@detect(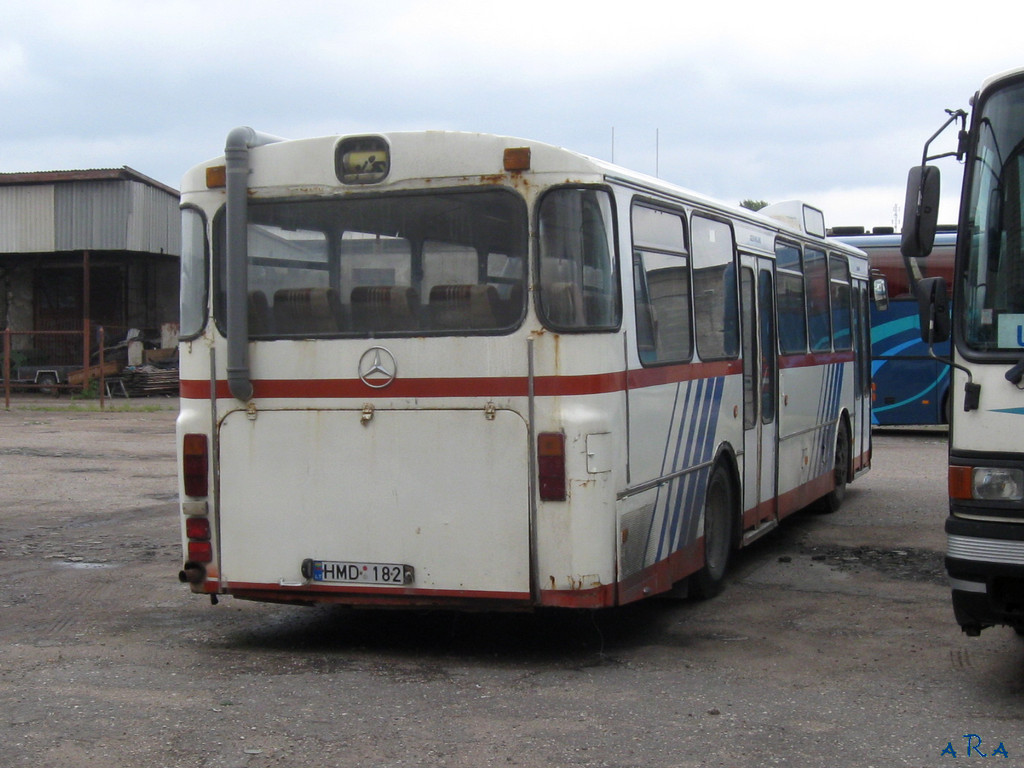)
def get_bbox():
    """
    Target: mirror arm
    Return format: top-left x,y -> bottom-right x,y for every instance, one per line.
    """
922,339 -> 979,413
921,109 -> 968,165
